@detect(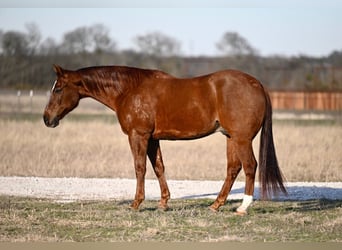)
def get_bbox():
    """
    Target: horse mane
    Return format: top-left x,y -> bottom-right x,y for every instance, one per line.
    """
77,66 -> 159,96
